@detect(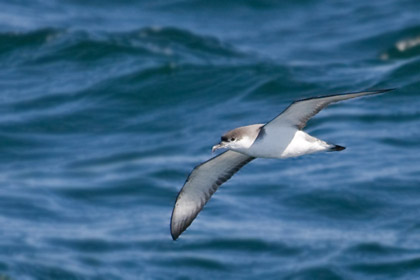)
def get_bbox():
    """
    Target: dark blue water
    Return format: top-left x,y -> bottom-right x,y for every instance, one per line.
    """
1,1 -> 420,279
